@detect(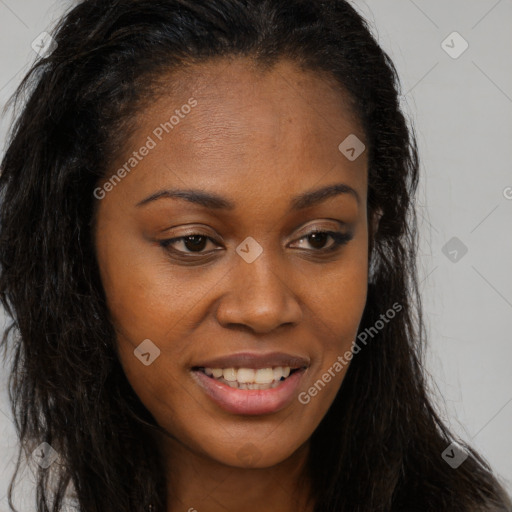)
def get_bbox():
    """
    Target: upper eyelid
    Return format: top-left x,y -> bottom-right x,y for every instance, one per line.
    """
160,219 -> 347,239
162,224 -> 346,242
